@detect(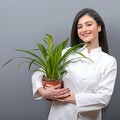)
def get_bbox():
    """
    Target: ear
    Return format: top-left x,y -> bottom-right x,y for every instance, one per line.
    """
98,25 -> 101,32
